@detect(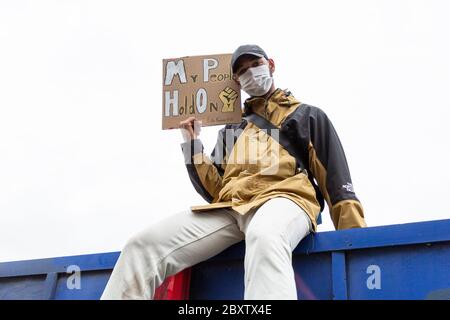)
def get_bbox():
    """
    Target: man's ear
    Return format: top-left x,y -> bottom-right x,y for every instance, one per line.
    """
268,58 -> 275,74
